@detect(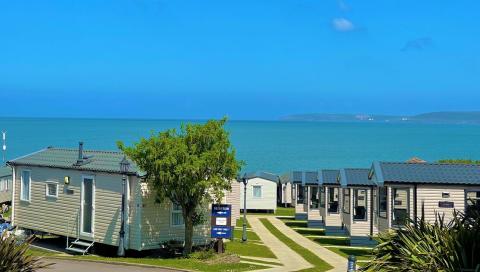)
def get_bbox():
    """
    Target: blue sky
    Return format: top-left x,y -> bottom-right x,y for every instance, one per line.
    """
1,0 -> 479,120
